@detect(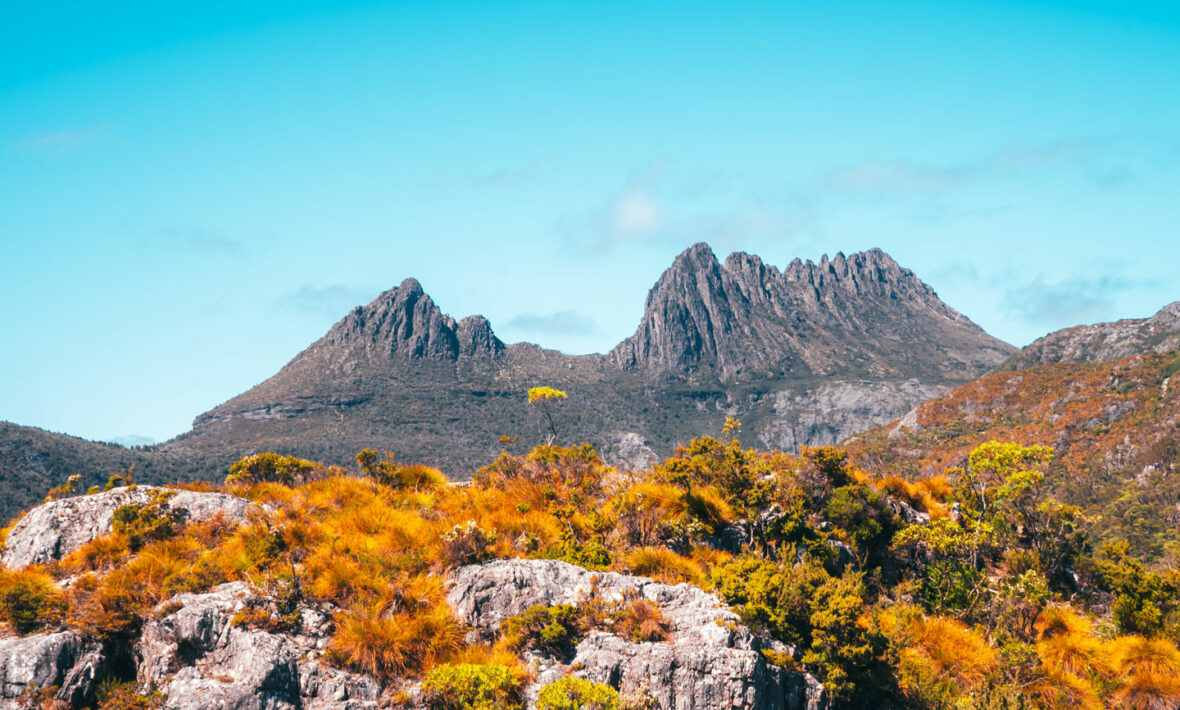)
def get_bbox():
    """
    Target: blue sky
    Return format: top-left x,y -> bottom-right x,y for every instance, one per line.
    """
2,1 -> 1178,443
